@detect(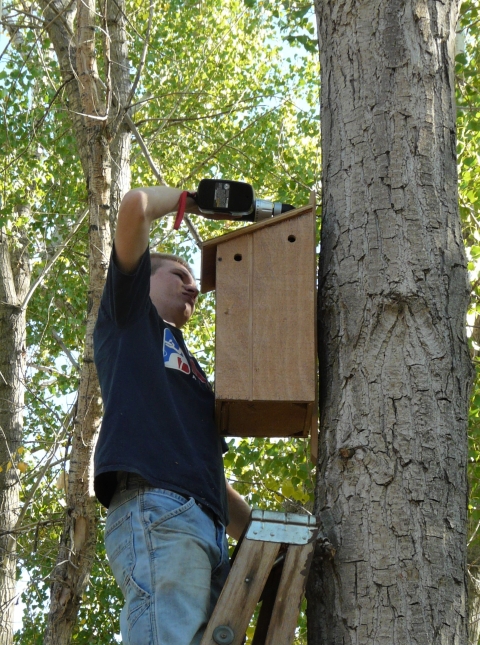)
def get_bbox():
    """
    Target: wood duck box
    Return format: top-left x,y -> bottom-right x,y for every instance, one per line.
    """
201,204 -> 317,438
